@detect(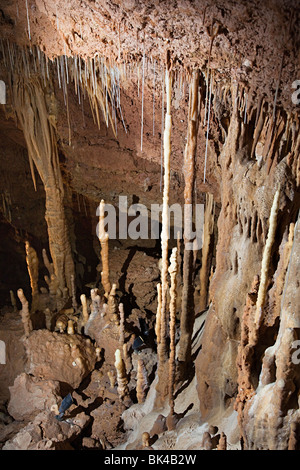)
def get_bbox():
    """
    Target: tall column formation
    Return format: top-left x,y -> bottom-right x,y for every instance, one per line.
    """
178,69 -> 200,366
158,56 -> 173,365
12,74 -> 75,294
155,54 -> 173,407
98,199 -> 112,298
